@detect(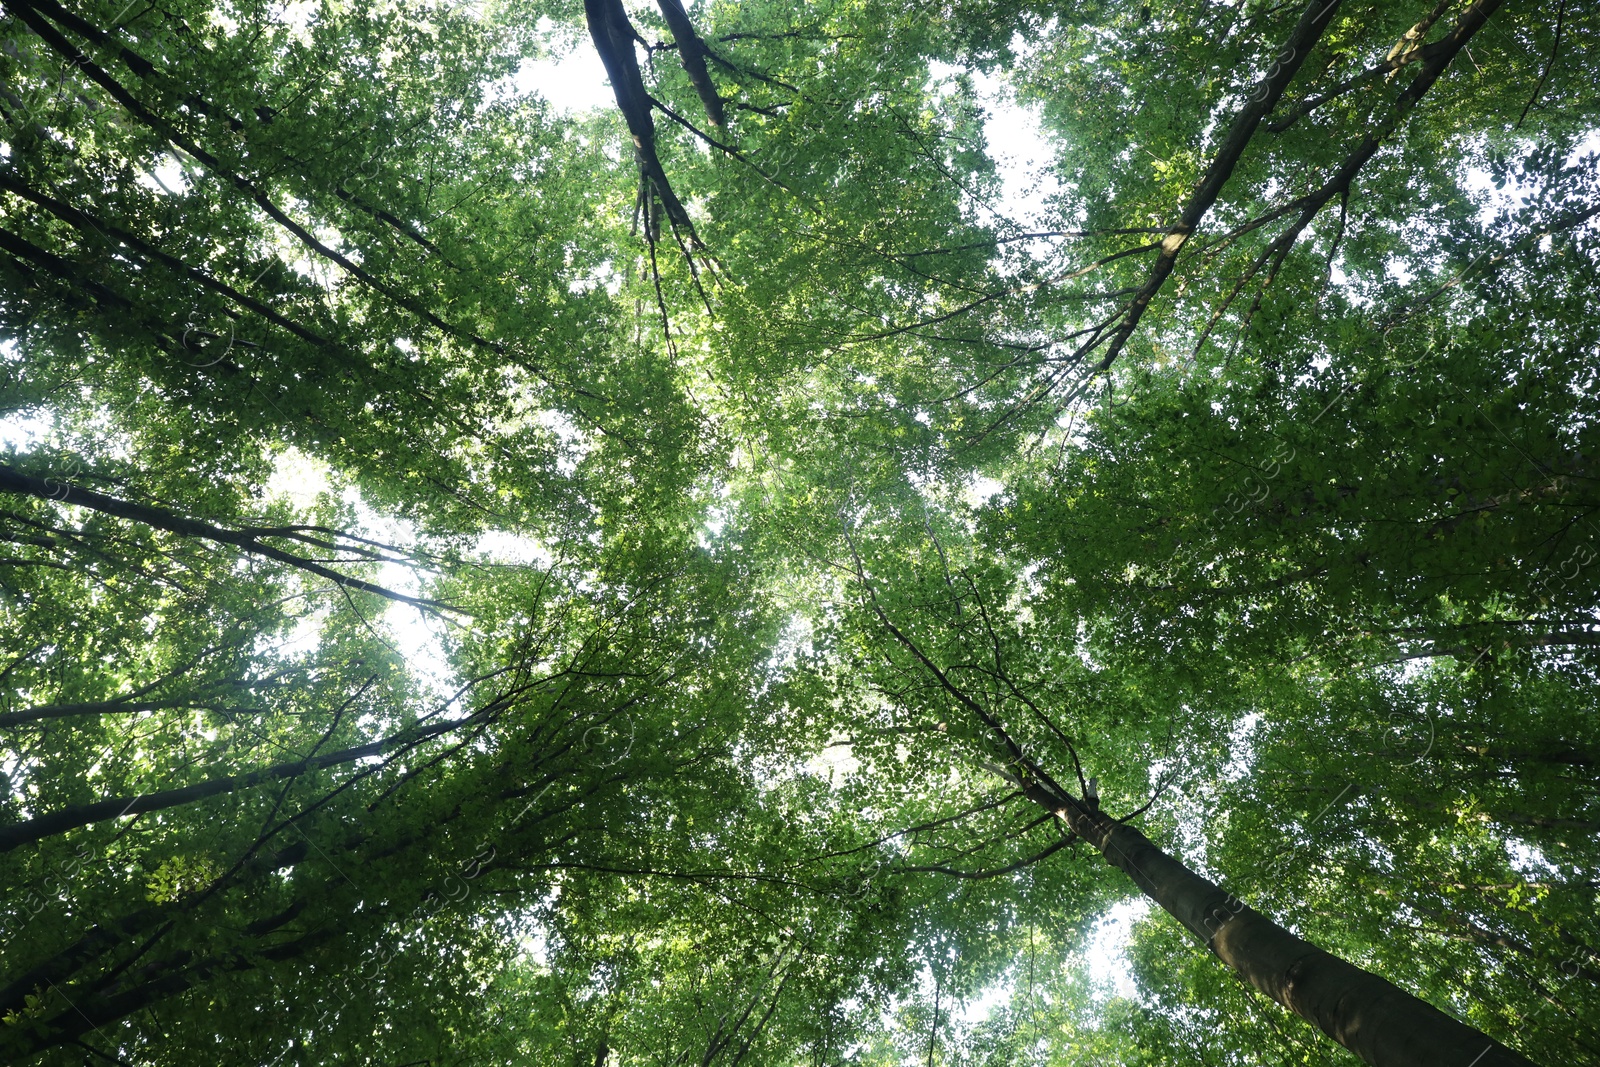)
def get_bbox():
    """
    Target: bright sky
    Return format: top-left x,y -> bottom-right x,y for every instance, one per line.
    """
512,29 -> 616,115
515,35 -> 1062,230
